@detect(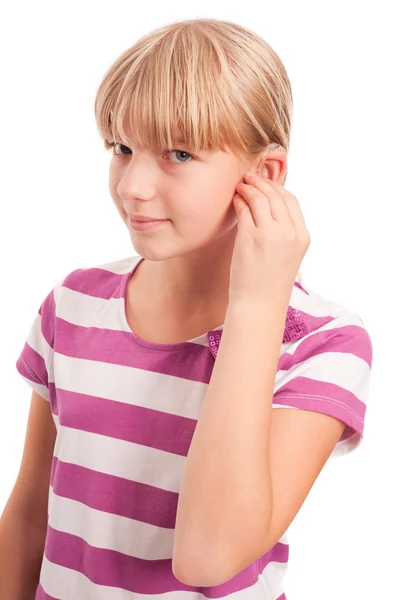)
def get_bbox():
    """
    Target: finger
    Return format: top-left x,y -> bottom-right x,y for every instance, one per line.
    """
235,182 -> 273,227
233,193 -> 256,232
243,174 -> 290,222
